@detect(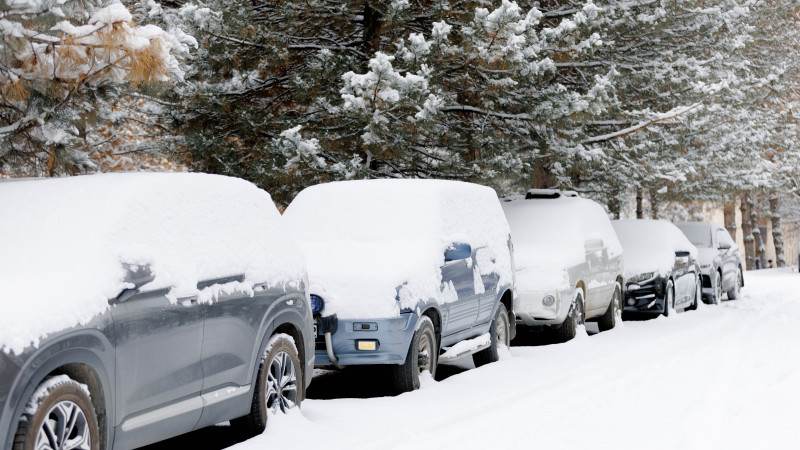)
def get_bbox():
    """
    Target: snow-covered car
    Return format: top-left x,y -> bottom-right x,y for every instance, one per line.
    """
676,221 -> 744,303
0,173 -> 313,450
502,190 -> 624,342
612,220 -> 701,316
283,180 -> 515,393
